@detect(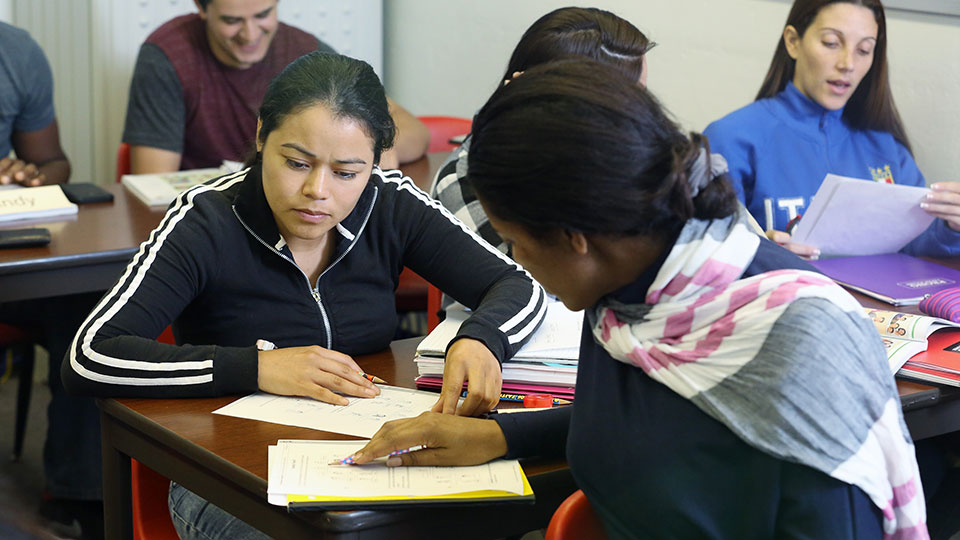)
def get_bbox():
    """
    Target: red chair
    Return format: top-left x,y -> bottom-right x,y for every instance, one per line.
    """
2,323 -> 37,461
116,142 -> 131,184
395,269 -> 430,313
131,460 -> 179,540
418,116 -> 472,153
127,327 -> 178,539
427,284 -> 442,332
545,489 -> 607,540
